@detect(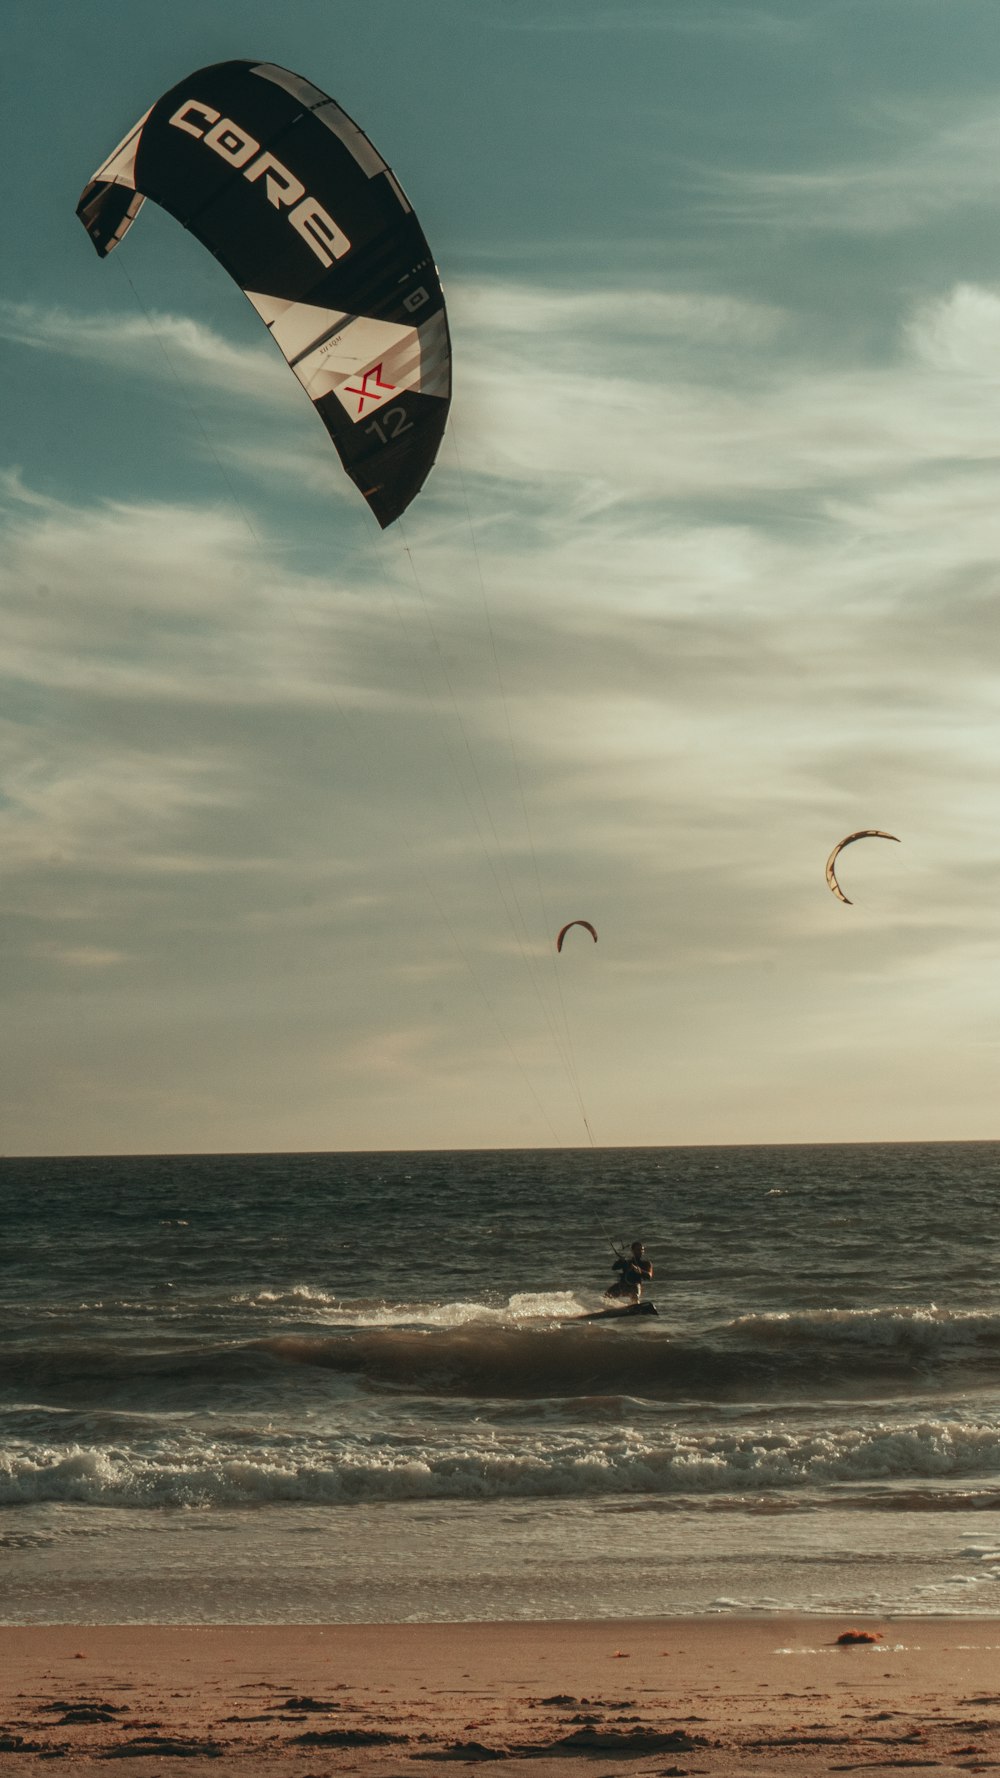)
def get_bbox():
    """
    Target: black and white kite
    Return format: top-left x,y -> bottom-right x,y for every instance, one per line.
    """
77,60 -> 451,528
